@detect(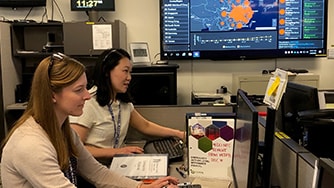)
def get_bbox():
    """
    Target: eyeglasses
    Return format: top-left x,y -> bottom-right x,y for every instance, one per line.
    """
48,52 -> 65,78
